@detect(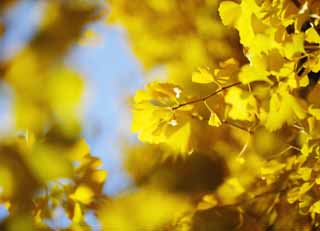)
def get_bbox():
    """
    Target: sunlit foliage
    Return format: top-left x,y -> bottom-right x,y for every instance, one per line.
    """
106,0 -> 320,230
3,0 -> 320,230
